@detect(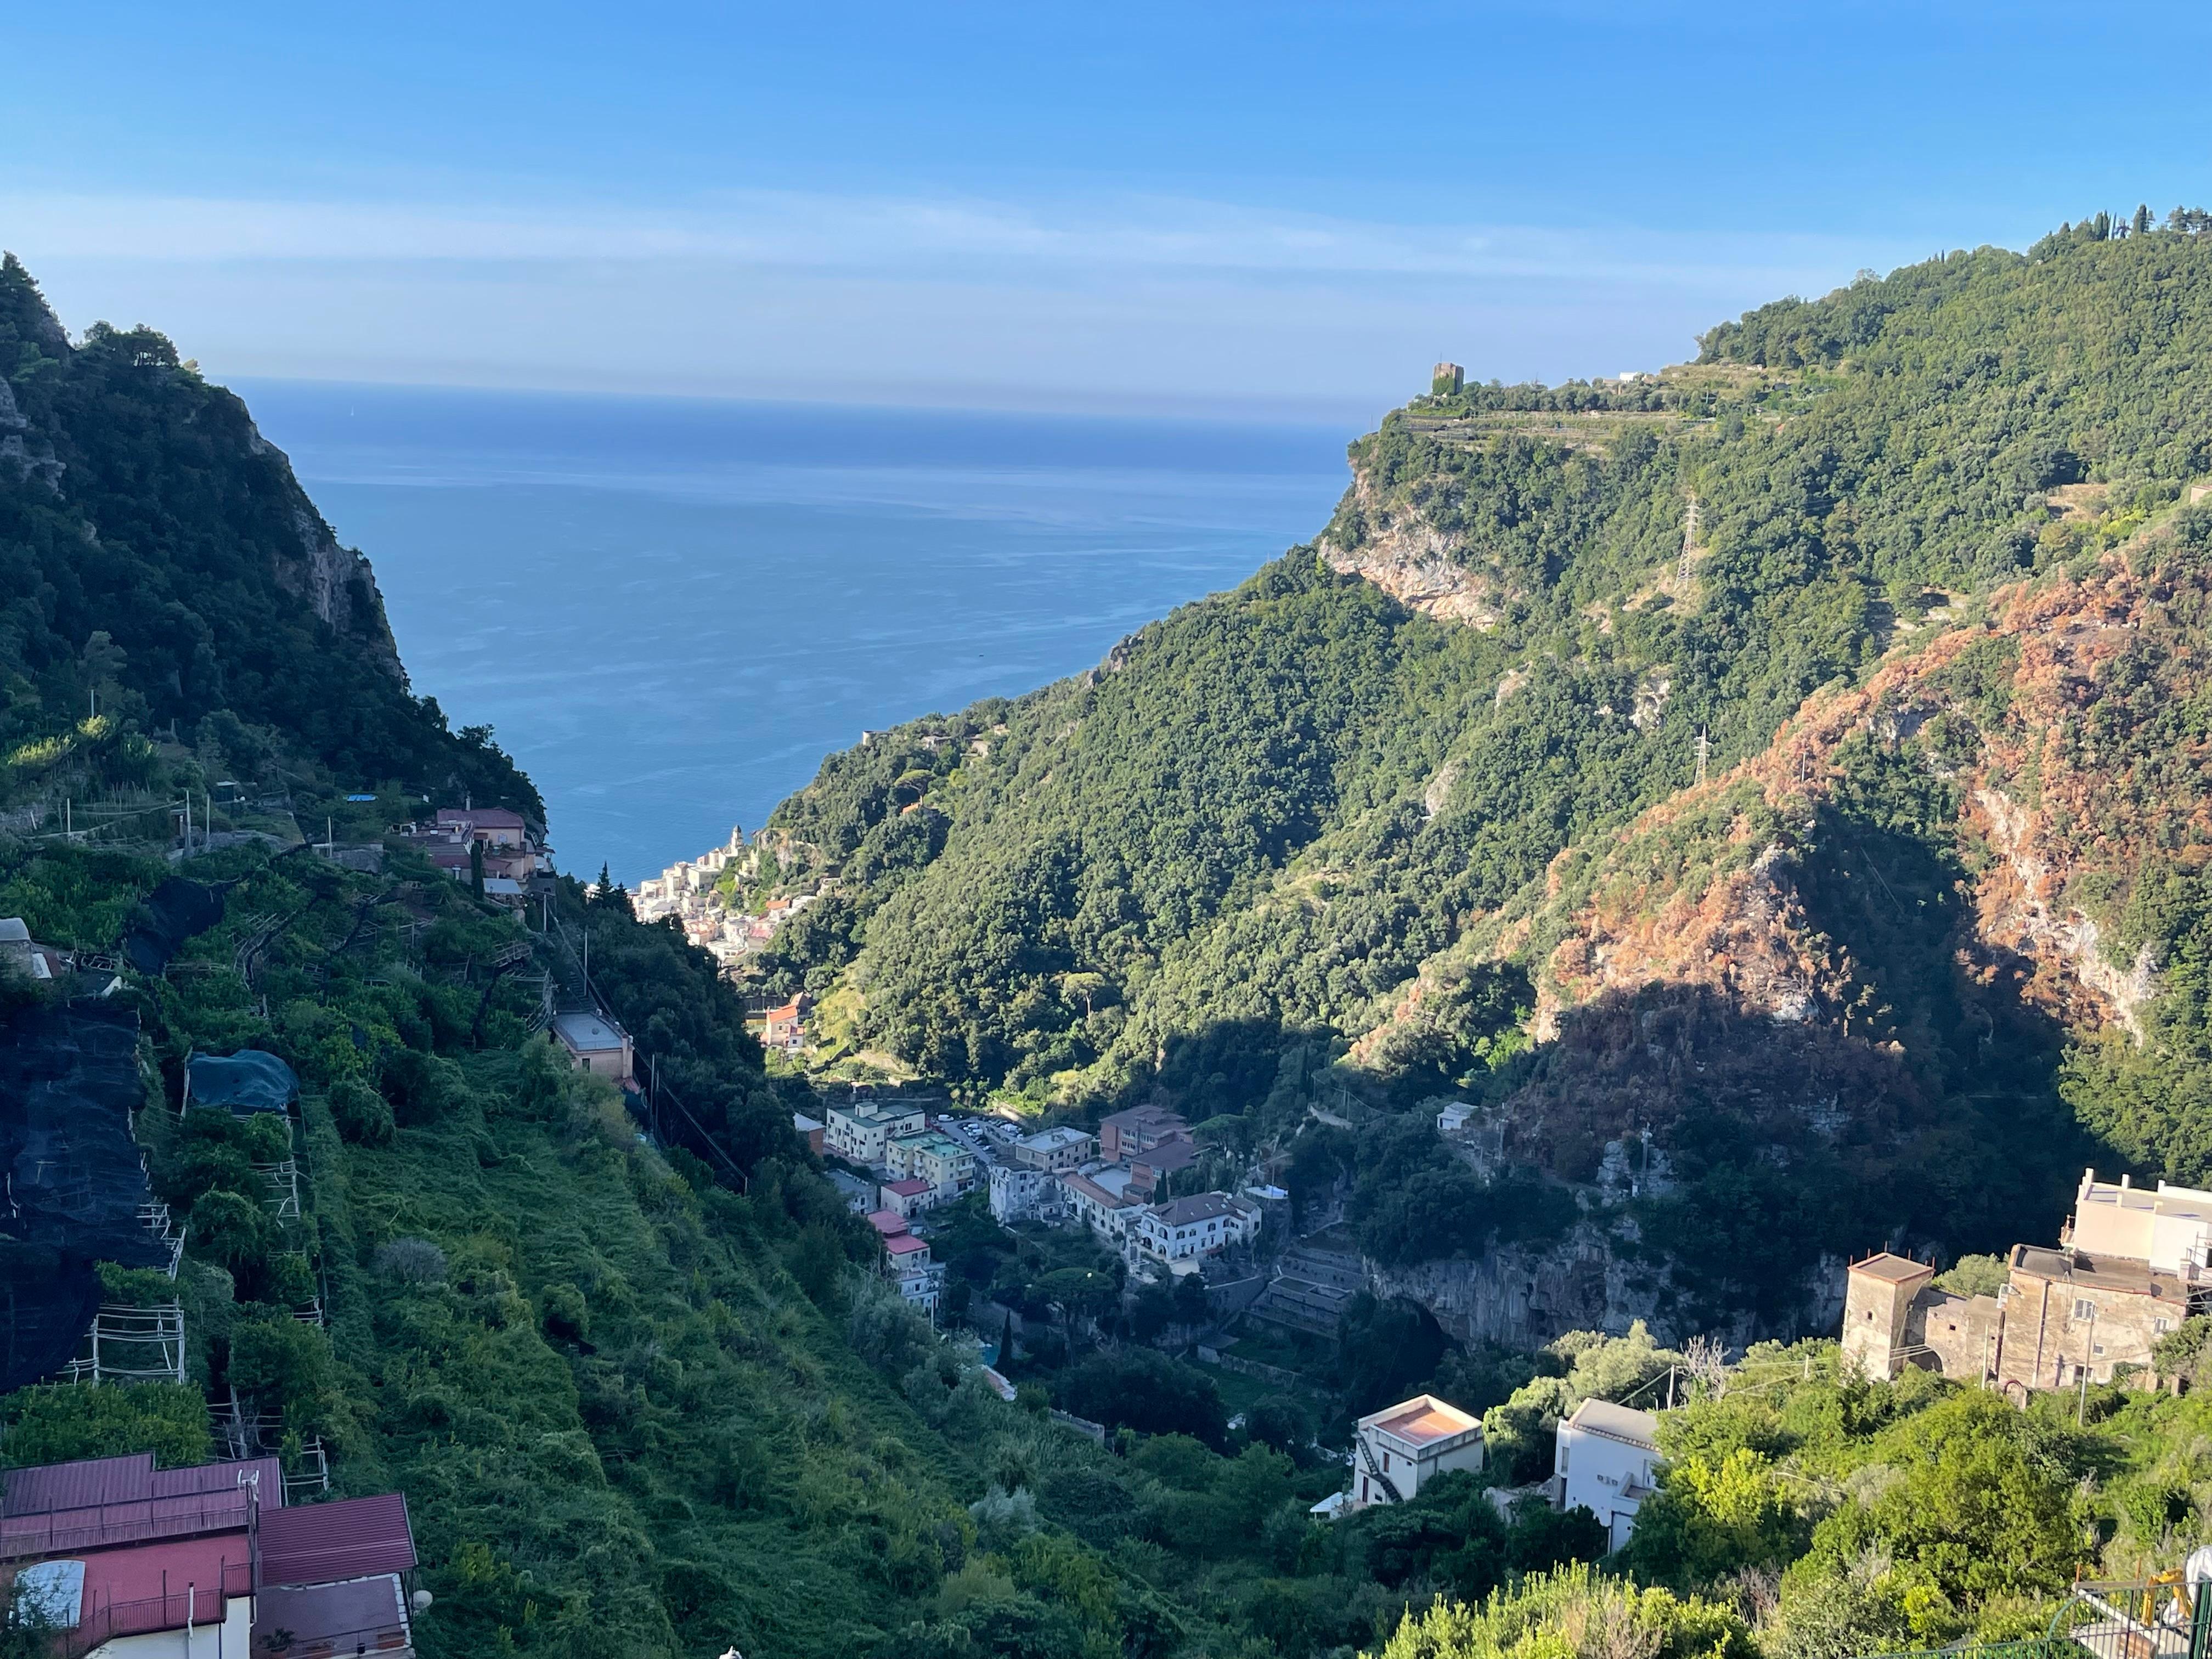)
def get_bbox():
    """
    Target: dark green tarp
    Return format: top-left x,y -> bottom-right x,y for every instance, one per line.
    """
185,1049 -> 297,1114
122,878 -> 224,974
